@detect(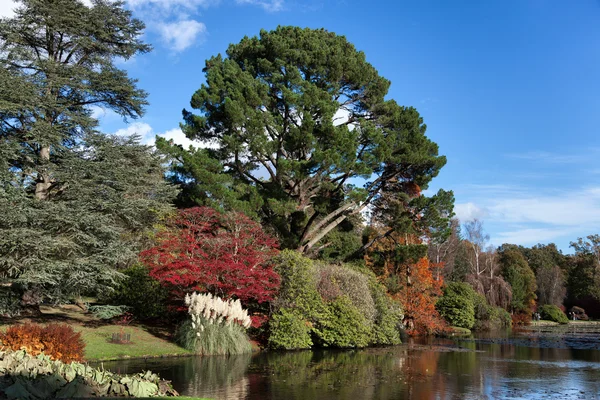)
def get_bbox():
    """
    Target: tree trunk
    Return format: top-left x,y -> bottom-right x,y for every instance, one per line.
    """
35,145 -> 51,200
